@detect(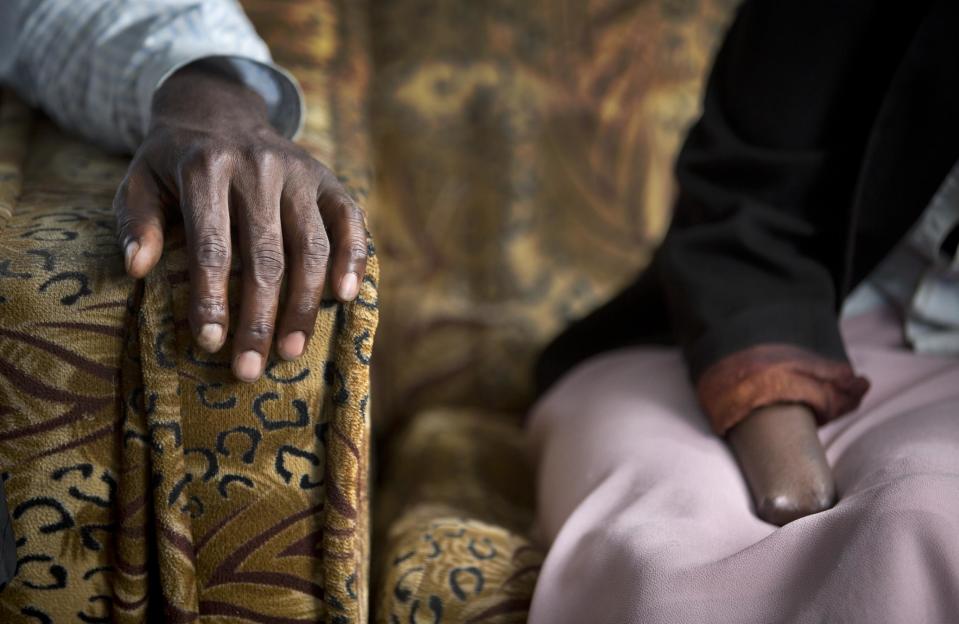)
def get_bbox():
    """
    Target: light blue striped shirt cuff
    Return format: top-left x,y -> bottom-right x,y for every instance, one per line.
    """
0,0 -> 306,153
